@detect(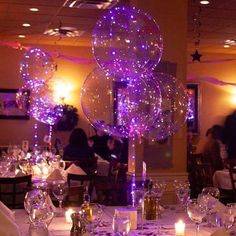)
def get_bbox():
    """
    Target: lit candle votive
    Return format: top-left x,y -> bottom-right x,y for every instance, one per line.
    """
175,219 -> 185,236
65,208 -> 75,223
